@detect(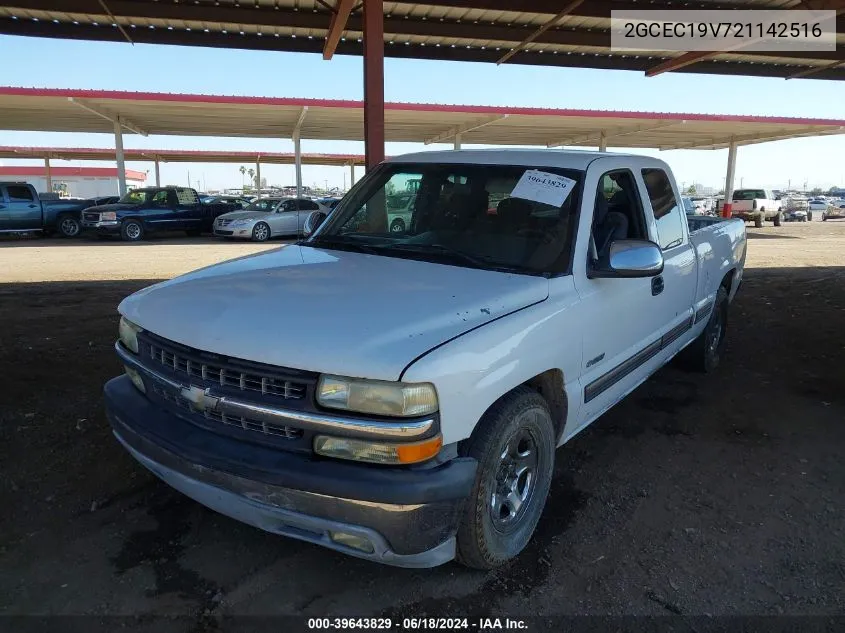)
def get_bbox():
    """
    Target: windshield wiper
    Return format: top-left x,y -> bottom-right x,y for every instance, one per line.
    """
378,243 -> 528,274
308,235 -> 381,255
